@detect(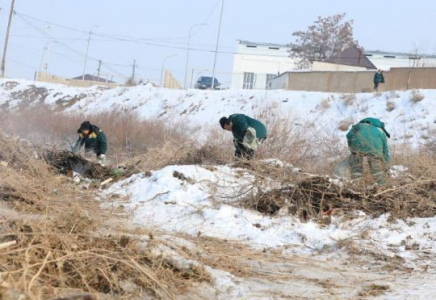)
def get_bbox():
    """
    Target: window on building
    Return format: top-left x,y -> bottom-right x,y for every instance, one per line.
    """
383,55 -> 396,58
265,74 -> 275,89
268,47 -> 280,50
243,72 -> 255,89
246,45 -> 257,48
